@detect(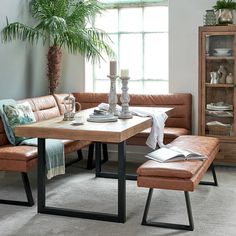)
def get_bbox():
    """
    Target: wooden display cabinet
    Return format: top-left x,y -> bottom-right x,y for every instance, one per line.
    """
199,25 -> 236,164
